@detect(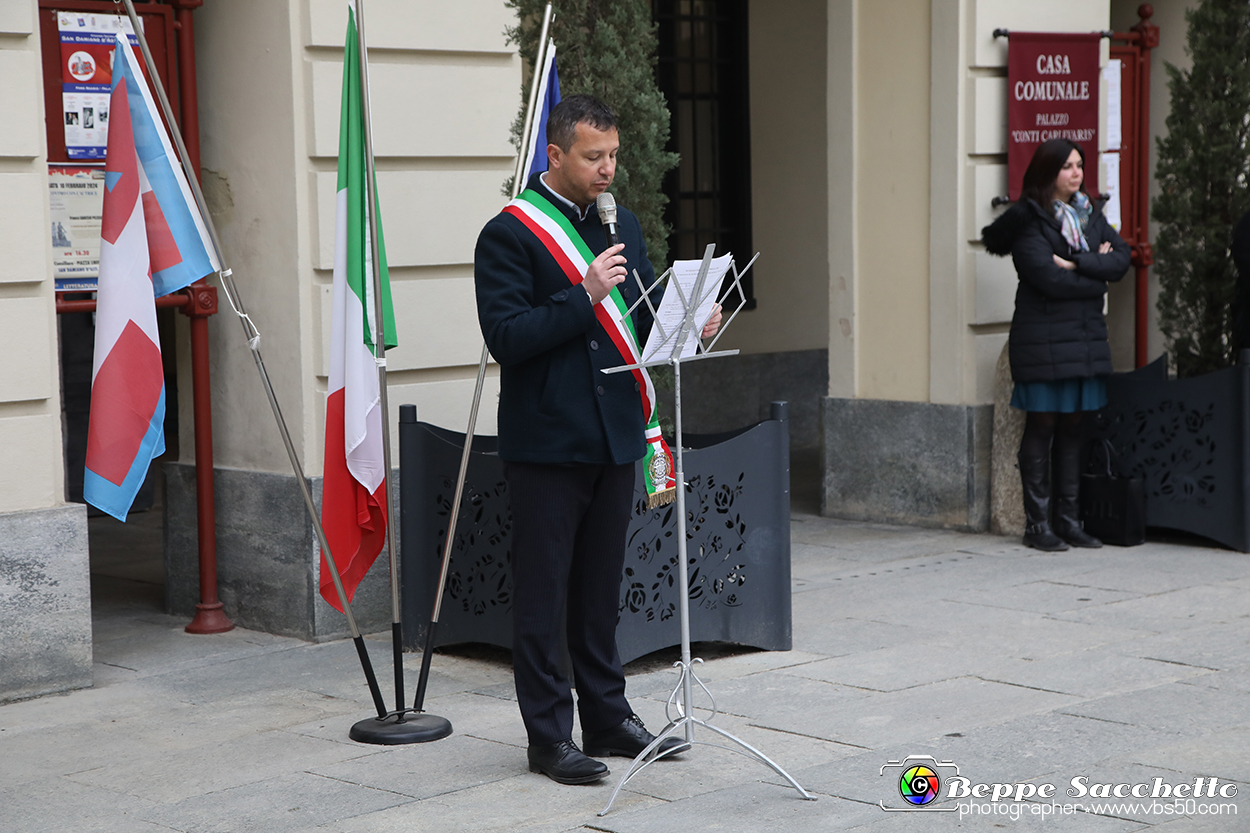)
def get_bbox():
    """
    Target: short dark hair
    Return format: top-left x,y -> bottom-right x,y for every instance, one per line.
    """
1020,138 -> 1087,205
546,94 -> 617,152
